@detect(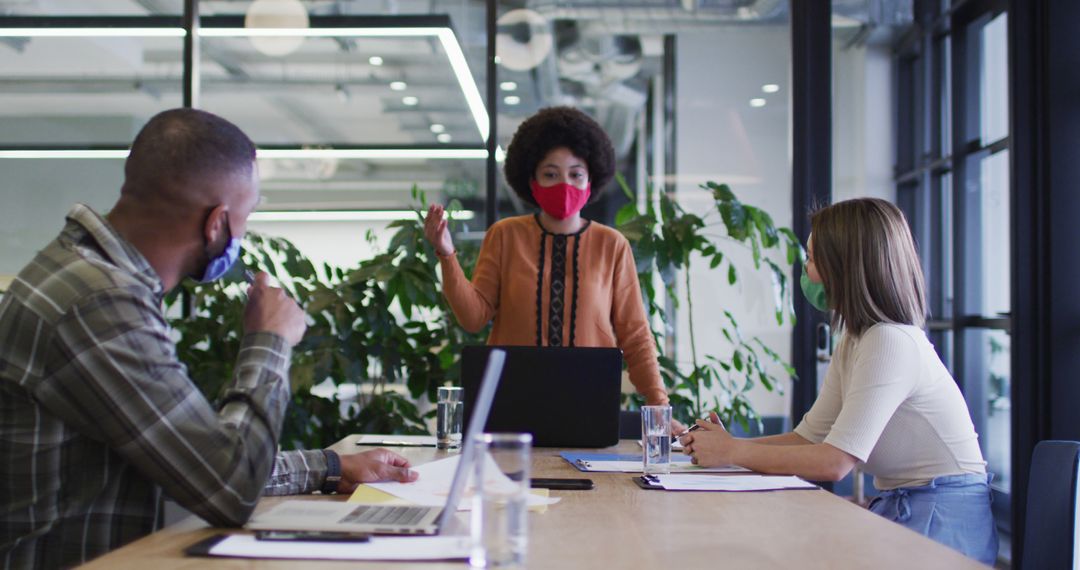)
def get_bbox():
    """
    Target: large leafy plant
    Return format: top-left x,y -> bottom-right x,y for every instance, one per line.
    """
614,175 -> 803,432
166,189 -> 484,450
169,179 -> 799,447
